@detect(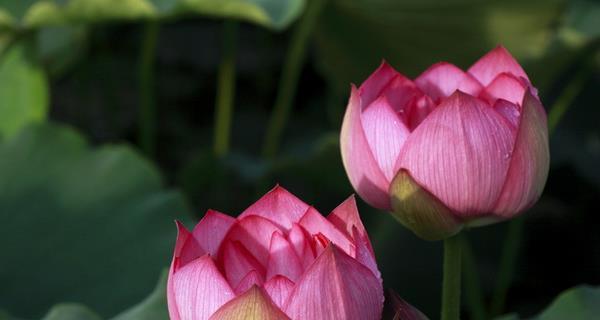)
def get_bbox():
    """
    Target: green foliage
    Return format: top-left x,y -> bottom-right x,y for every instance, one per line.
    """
0,123 -> 191,318
112,270 -> 169,320
41,304 -> 102,320
497,285 -> 600,320
0,0 -> 305,30
0,37 -> 48,138
534,285 -> 600,320
314,0 -> 564,92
